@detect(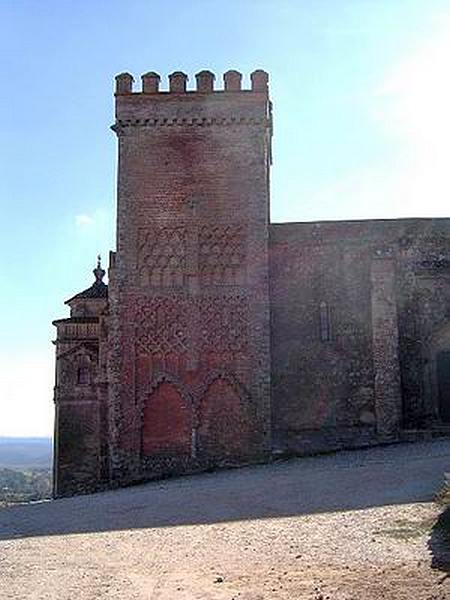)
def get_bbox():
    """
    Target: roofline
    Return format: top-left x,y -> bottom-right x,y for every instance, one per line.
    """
64,288 -> 108,305
270,216 -> 450,227
52,317 -> 99,326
